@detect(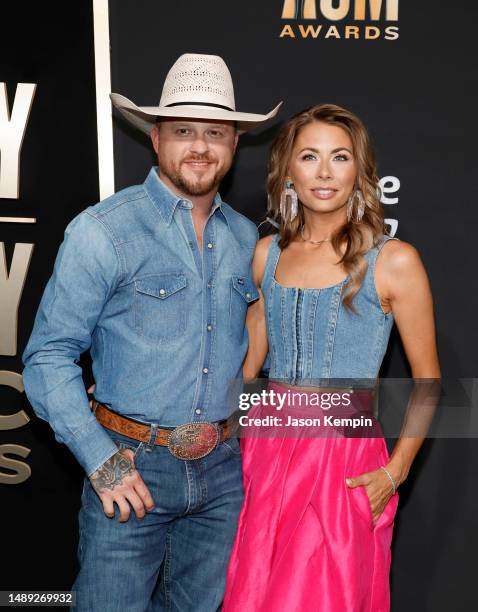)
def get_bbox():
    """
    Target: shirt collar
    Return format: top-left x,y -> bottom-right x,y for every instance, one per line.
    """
210,190 -> 232,230
144,167 -> 231,229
